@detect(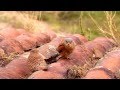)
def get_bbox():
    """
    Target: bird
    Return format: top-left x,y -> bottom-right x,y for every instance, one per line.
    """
56,37 -> 76,59
27,48 -> 48,72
